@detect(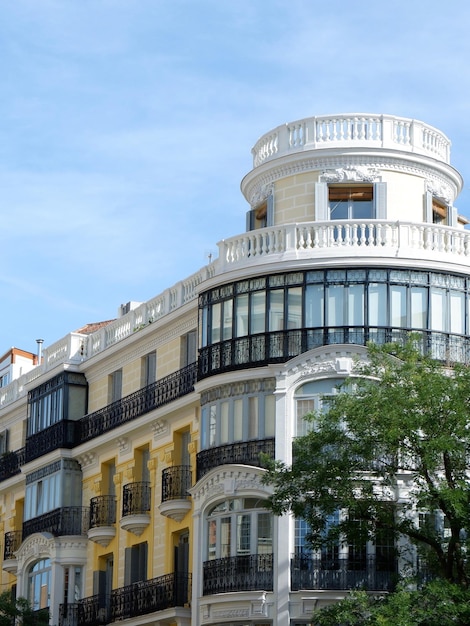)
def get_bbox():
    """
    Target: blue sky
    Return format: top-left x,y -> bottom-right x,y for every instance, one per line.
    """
2,0 -> 470,353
